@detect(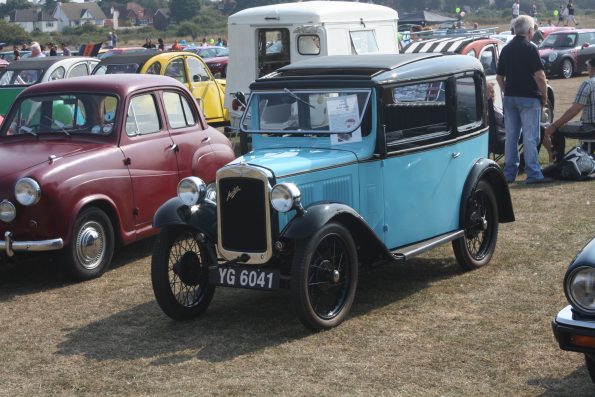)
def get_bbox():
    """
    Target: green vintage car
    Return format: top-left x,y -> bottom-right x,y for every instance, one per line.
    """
0,57 -> 99,116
